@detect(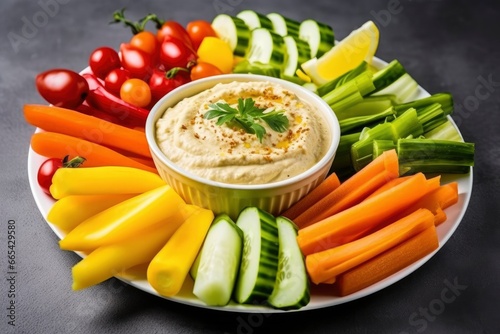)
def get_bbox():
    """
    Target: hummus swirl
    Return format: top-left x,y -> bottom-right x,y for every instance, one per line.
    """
155,81 -> 330,184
